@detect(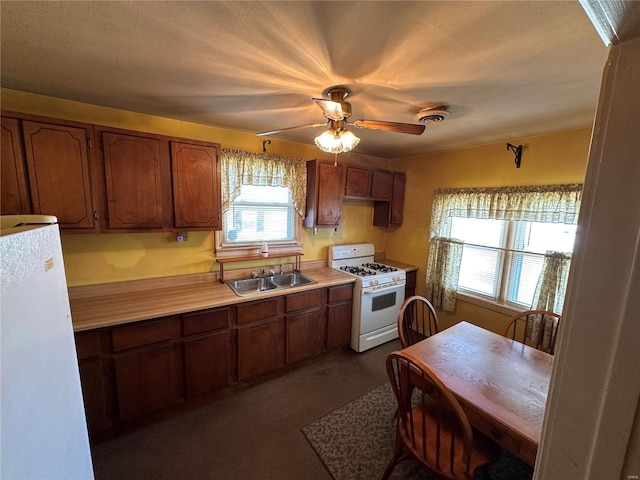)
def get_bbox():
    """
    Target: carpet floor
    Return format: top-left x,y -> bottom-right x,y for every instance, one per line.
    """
302,383 -> 534,480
